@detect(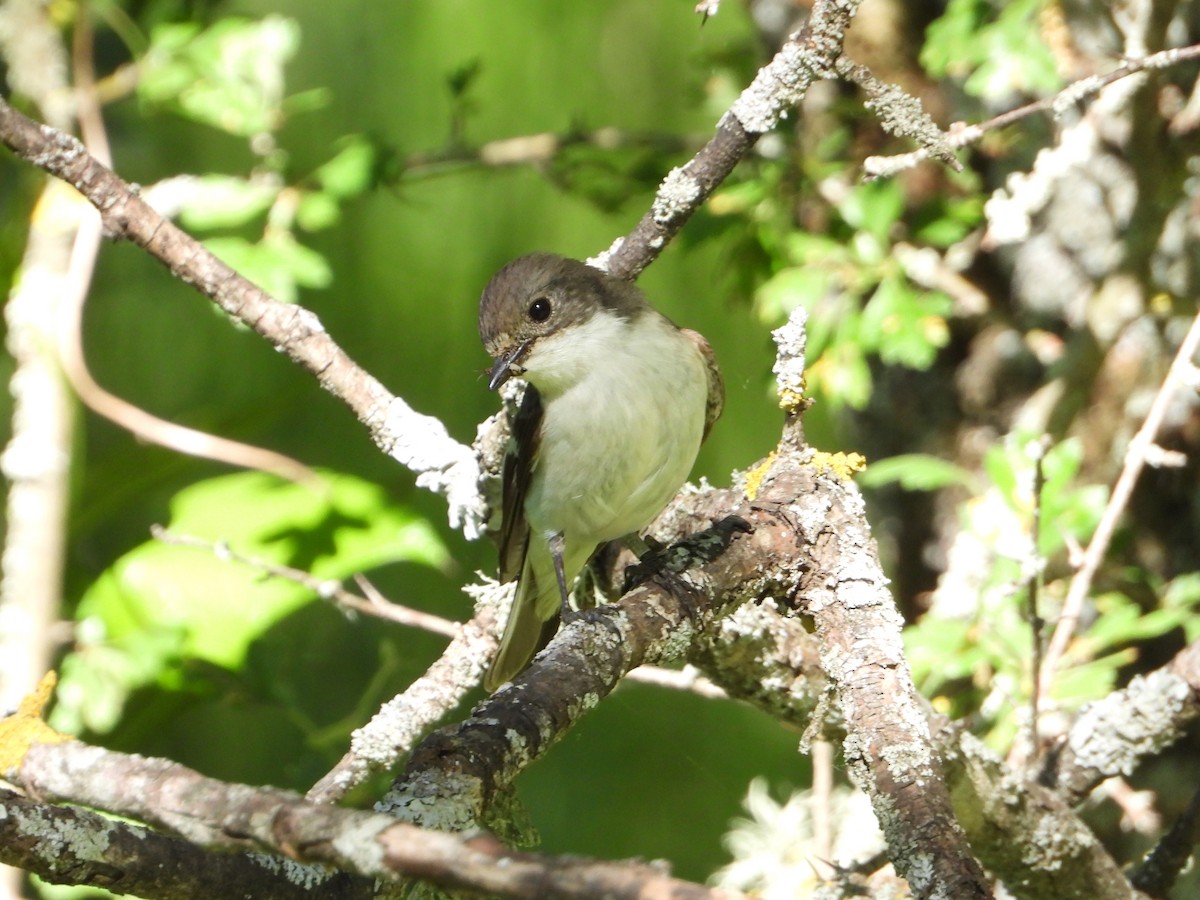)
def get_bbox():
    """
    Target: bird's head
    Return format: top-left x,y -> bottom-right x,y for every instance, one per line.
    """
478,253 -> 645,391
